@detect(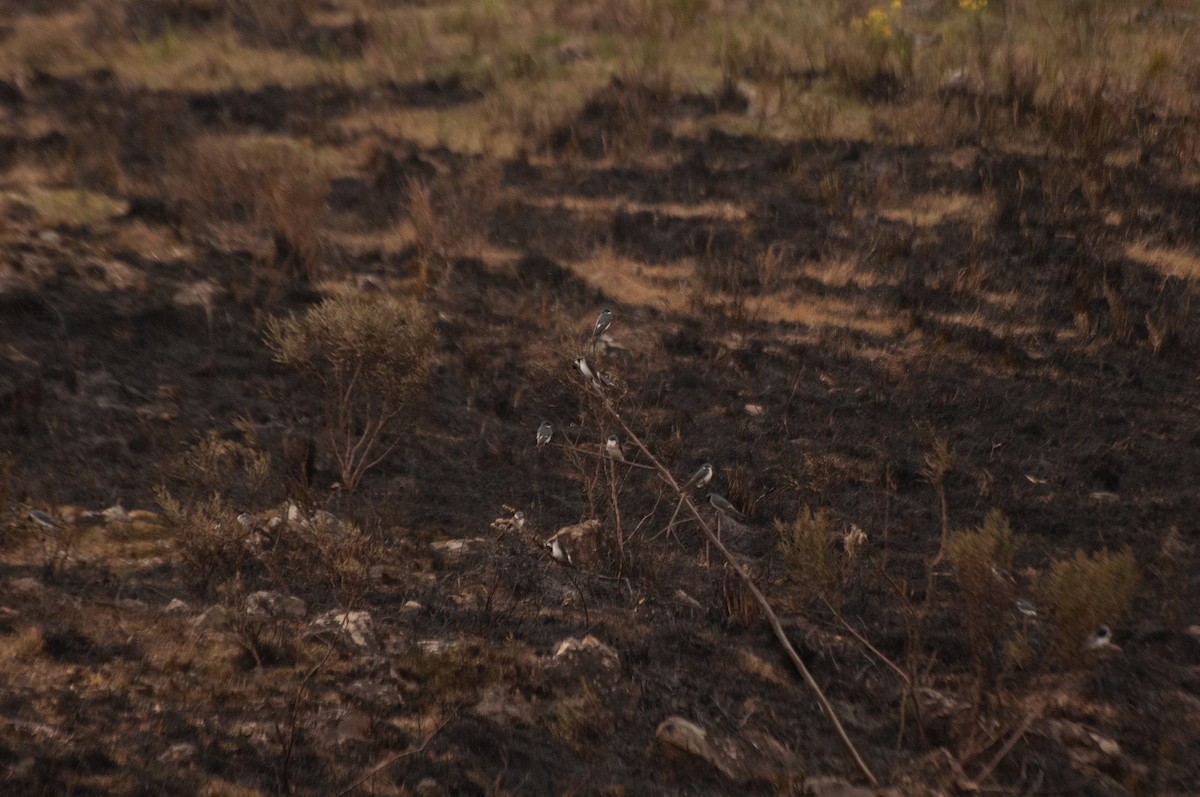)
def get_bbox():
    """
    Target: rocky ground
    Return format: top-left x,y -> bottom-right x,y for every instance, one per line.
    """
2,1 -> 1200,795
